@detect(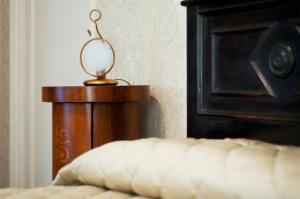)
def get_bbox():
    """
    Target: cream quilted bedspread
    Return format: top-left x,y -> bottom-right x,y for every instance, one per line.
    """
0,185 -> 151,199
2,138 -> 300,199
